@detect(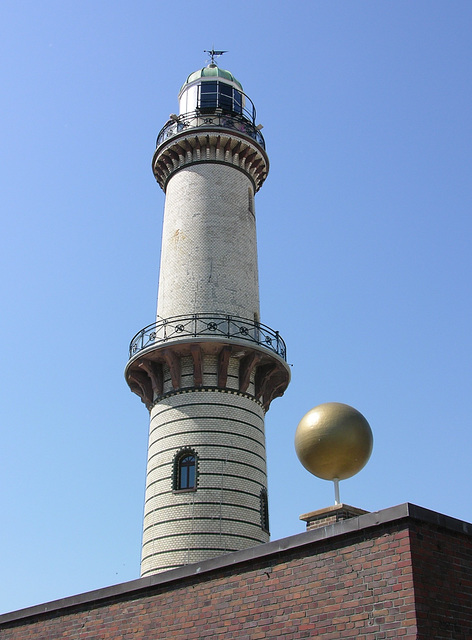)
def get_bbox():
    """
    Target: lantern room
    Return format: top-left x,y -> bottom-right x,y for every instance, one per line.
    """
178,63 -> 257,124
